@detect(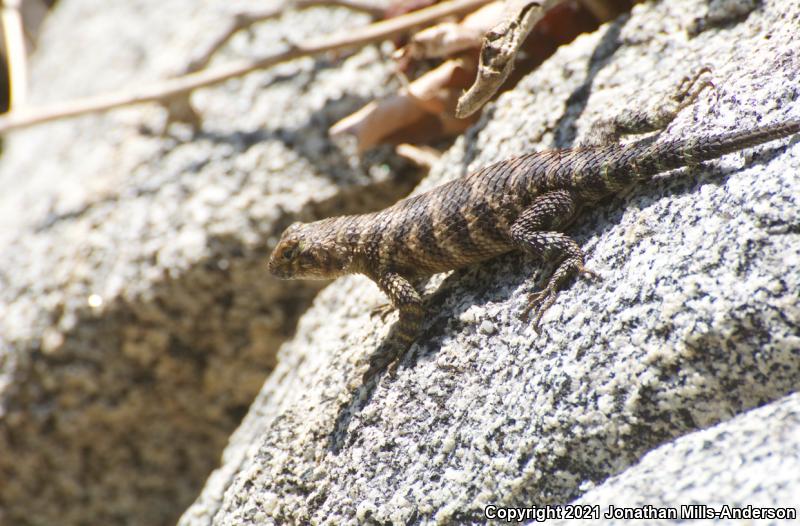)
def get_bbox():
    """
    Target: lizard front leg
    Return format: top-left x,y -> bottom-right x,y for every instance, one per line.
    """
370,276 -> 430,322
362,270 -> 425,380
510,190 -> 597,330
374,271 -> 425,346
